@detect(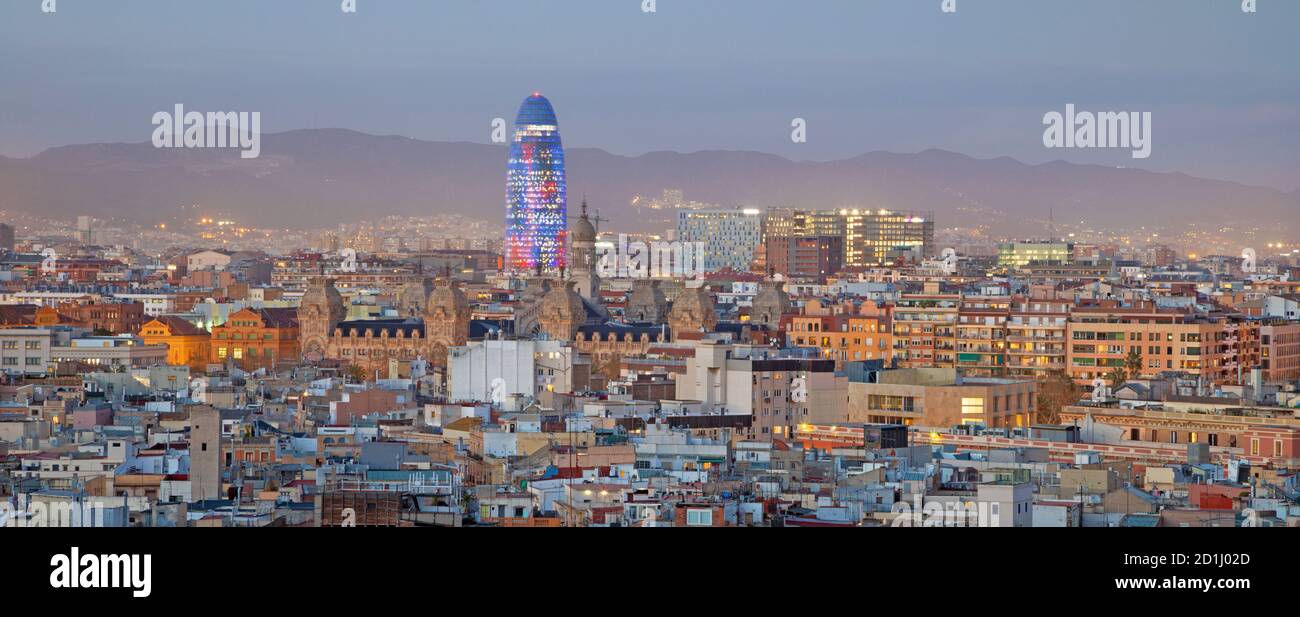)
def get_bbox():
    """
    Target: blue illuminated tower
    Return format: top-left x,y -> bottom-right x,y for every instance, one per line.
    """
505,93 -> 567,274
